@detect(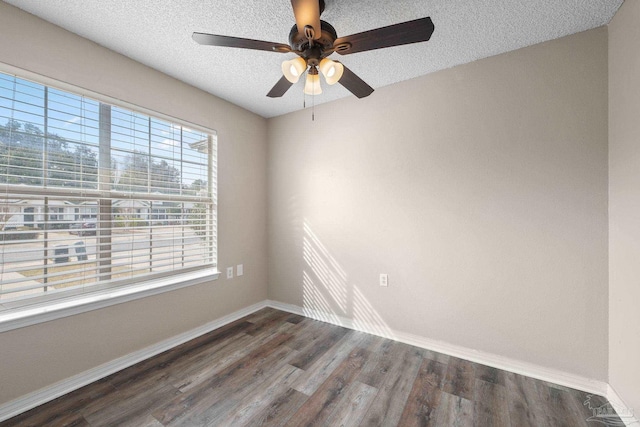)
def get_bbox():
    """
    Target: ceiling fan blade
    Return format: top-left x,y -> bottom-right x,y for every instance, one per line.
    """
334,17 -> 434,55
290,0 -> 322,40
338,64 -> 374,98
267,76 -> 294,98
192,32 -> 291,53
